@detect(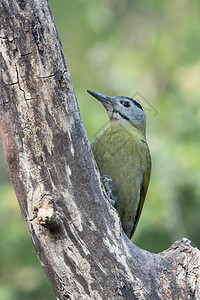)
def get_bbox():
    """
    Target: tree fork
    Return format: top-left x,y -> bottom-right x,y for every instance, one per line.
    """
0,1 -> 199,299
